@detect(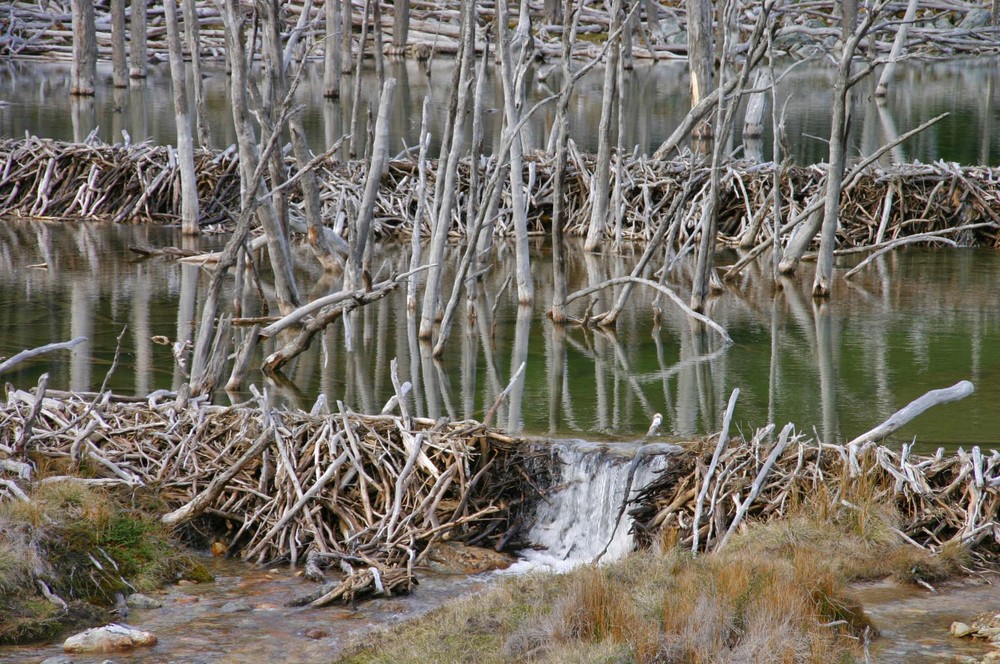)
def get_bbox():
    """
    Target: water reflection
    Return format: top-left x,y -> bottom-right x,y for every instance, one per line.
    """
2,57 -> 1000,164
1,220 -> 998,448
